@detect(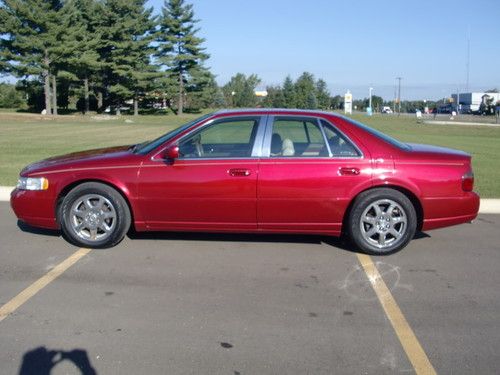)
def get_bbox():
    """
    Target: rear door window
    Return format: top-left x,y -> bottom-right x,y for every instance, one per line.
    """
270,117 -> 328,157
